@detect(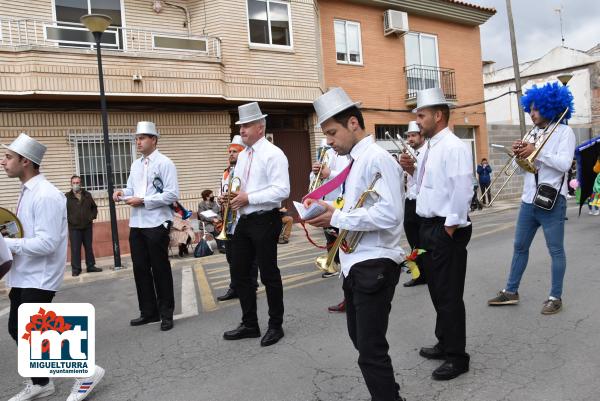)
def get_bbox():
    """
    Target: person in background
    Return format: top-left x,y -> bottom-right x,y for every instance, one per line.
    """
66,174 -> 102,276
170,208 -> 195,256
477,158 -> 492,205
198,189 -> 221,238
279,207 -> 293,244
